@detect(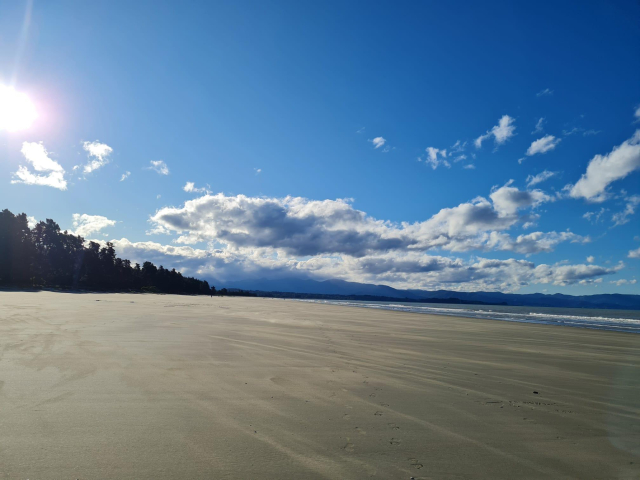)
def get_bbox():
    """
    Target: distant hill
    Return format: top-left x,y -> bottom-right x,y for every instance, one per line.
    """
222,277 -> 640,310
